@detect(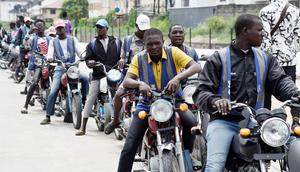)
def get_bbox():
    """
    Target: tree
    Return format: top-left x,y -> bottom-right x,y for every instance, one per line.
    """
60,0 -> 89,27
